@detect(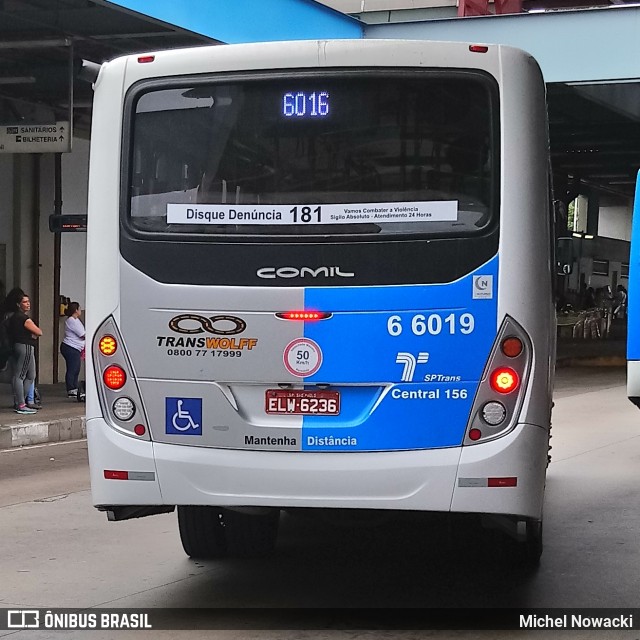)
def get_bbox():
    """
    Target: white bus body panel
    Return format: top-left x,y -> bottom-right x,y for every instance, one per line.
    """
86,40 -> 552,521
627,360 -> 640,399
89,416 -> 545,519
